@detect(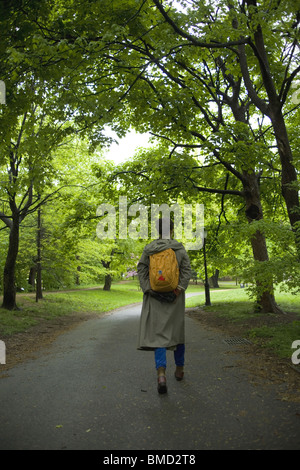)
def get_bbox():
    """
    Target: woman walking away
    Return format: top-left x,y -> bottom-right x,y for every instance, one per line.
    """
137,218 -> 192,394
